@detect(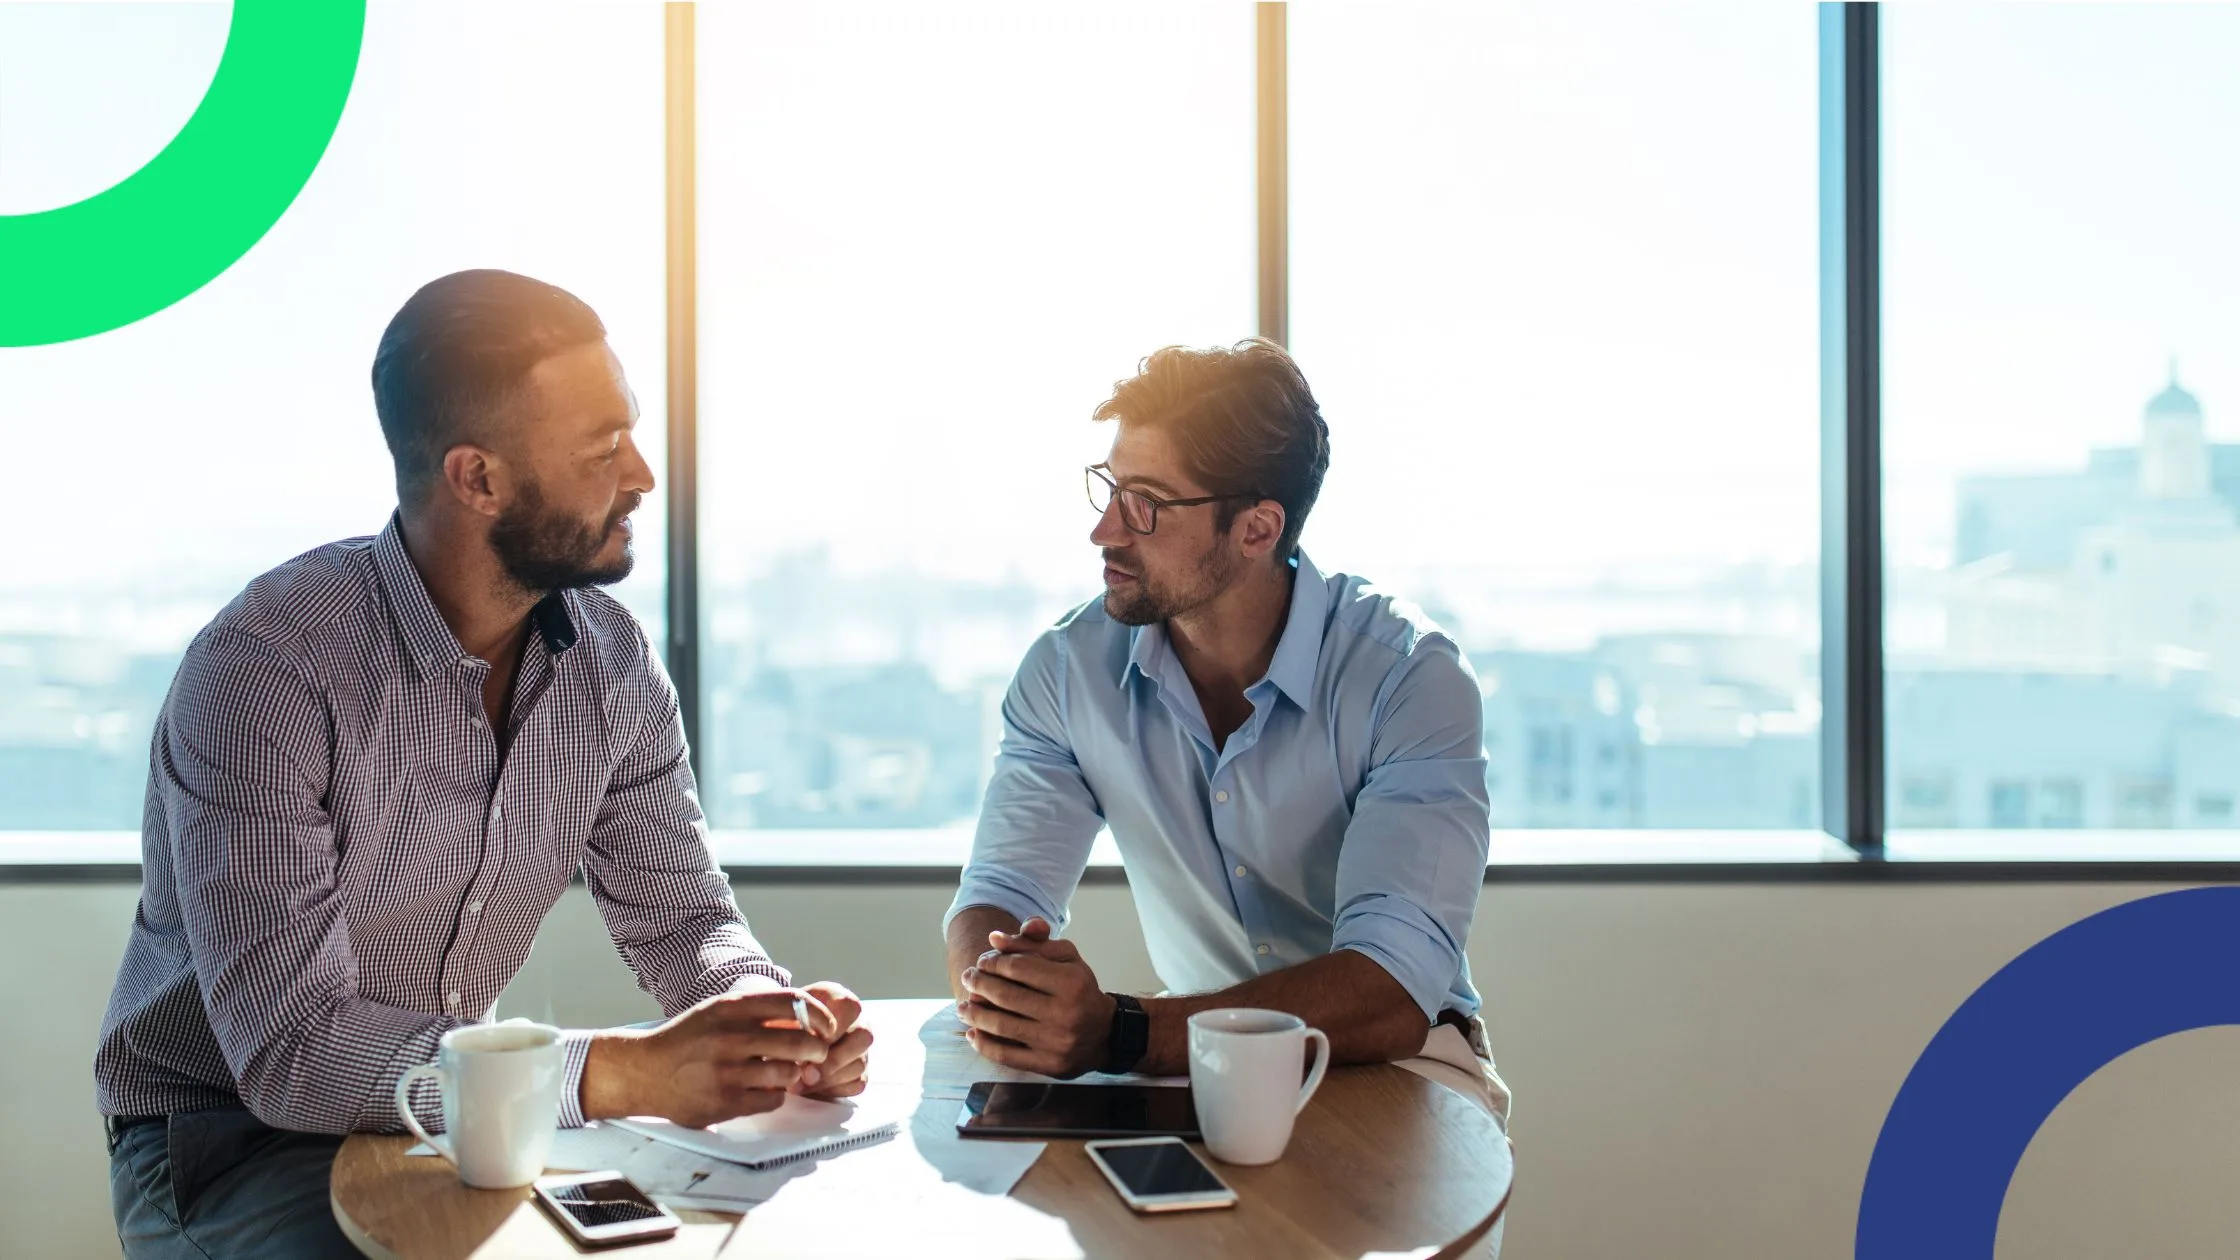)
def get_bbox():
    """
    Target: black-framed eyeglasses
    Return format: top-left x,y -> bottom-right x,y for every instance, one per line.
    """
1085,464 -> 1262,536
